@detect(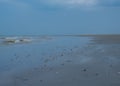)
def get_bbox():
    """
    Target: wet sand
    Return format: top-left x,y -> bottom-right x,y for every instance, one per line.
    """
0,35 -> 120,86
